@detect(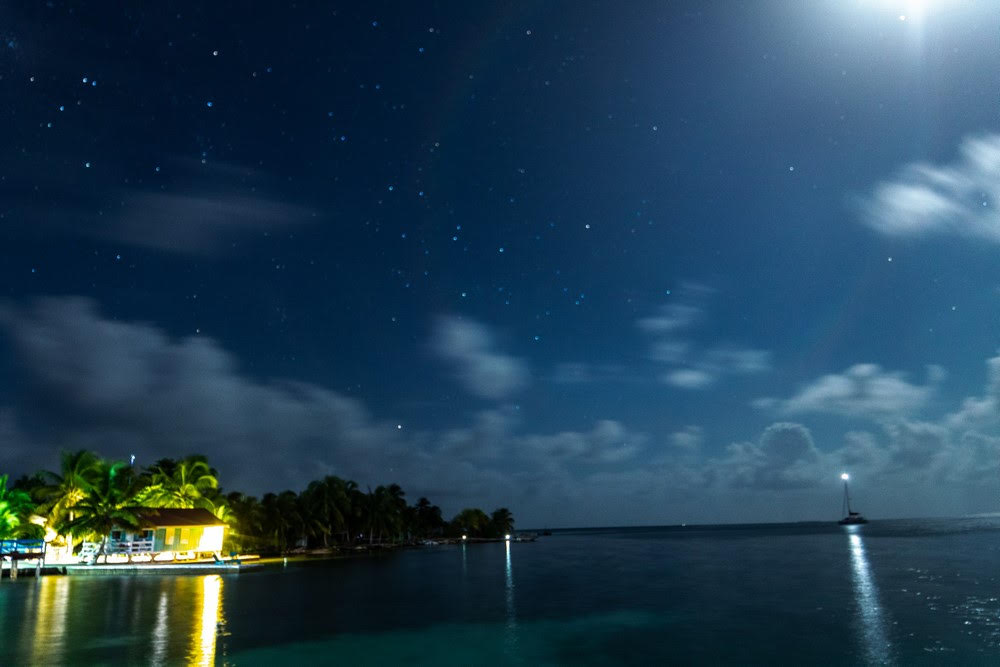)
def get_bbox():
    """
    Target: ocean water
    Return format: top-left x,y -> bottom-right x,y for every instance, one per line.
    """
2,518 -> 1000,665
